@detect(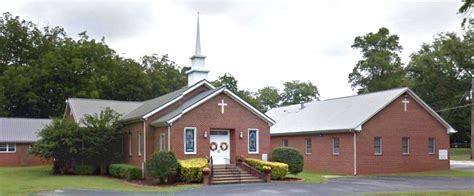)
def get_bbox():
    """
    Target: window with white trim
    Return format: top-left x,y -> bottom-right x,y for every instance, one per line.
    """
138,131 -> 142,156
428,138 -> 435,154
402,137 -> 409,155
283,139 -> 288,147
184,127 -> 196,154
129,132 -> 132,156
374,137 -> 382,155
305,138 -> 312,154
160,133 -> 166,152
0,143 -> 16,153
248,129 -> 259,154
332,137 -> 340,155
